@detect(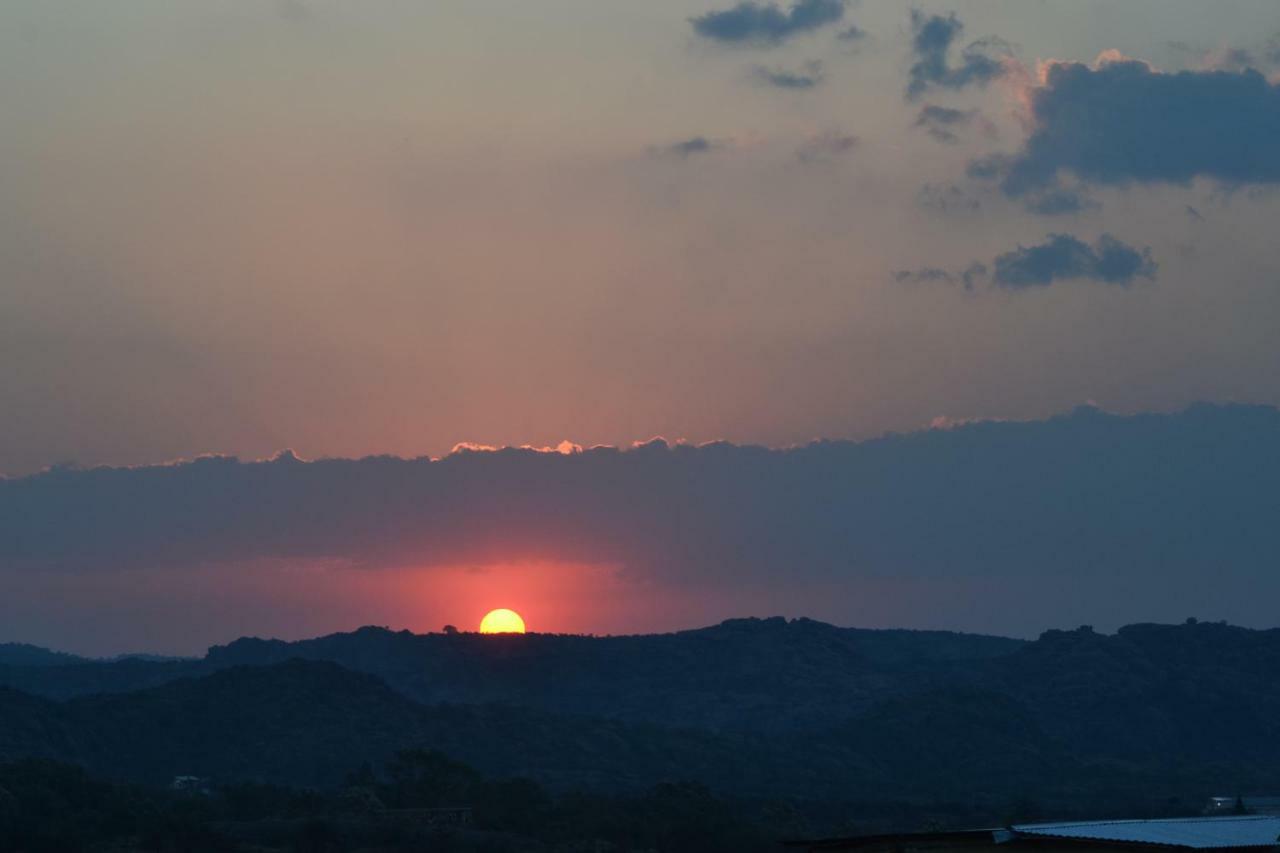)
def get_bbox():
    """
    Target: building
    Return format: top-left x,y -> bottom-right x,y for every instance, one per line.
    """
789,816 -> 1280,853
